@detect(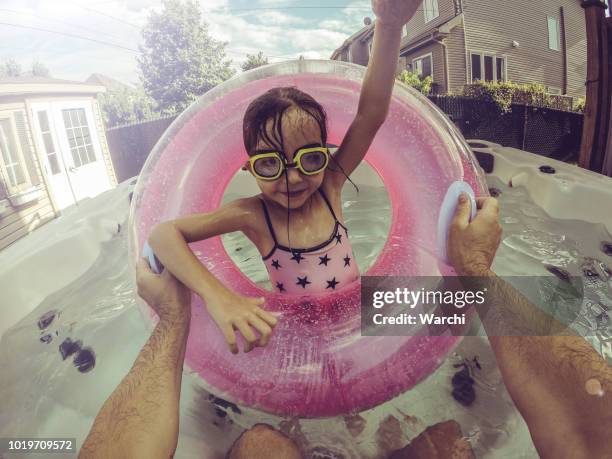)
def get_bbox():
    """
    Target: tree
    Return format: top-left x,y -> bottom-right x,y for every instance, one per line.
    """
138,0 -> 235,115
31,60 -> 51,77
241,51 -> 269,72
1,59 -> 23,77
98,85 -> 157,128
